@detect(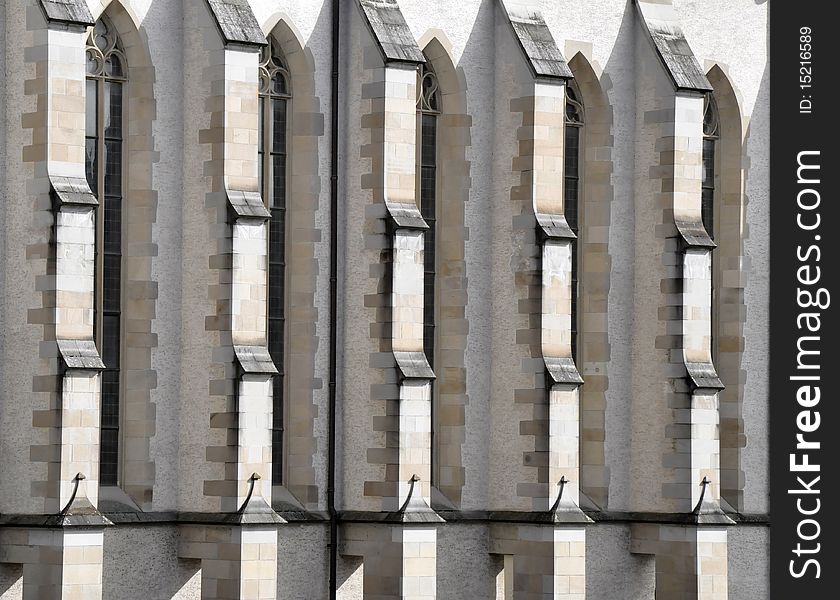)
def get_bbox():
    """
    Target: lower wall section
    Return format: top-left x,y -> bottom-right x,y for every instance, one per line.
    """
102,525 -> 200,600
436,524 -> 500,599
0,521 -> 768,599
586,524 -> 656,600
277,525 -> 330,599
727,525 -> 770,600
